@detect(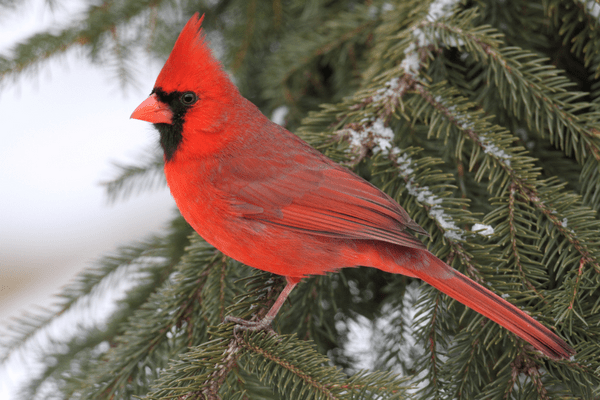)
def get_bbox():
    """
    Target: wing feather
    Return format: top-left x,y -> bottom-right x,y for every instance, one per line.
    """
225,163 -> 427,250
